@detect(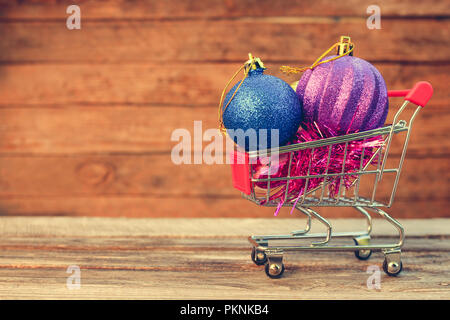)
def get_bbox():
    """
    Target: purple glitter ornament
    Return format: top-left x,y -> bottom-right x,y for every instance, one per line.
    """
296,55 -> 388,135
